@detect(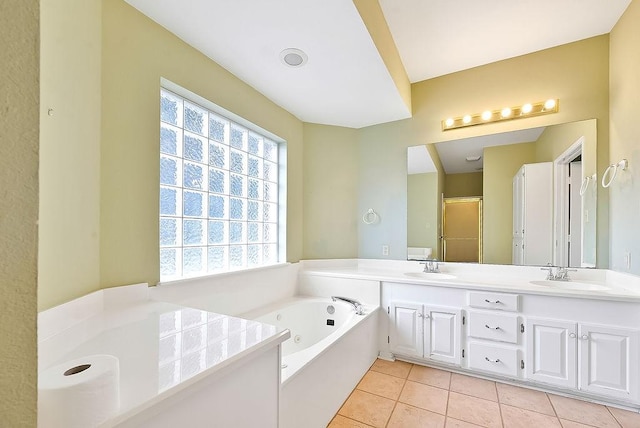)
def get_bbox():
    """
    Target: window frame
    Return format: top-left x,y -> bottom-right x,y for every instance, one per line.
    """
159,79 -> 286,282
